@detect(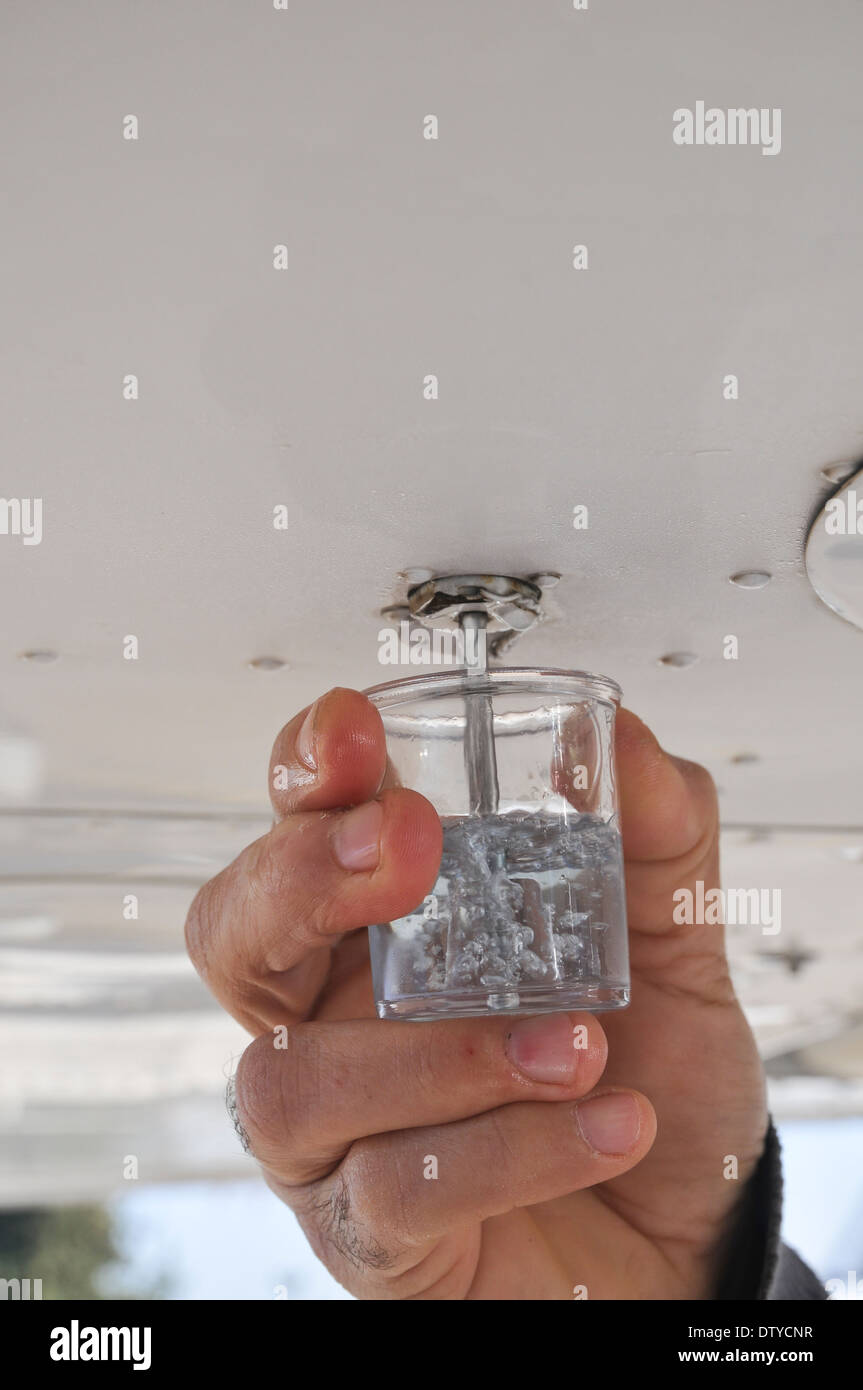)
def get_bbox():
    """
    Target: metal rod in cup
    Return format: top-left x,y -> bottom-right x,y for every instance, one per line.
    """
459,611 -> 499,817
